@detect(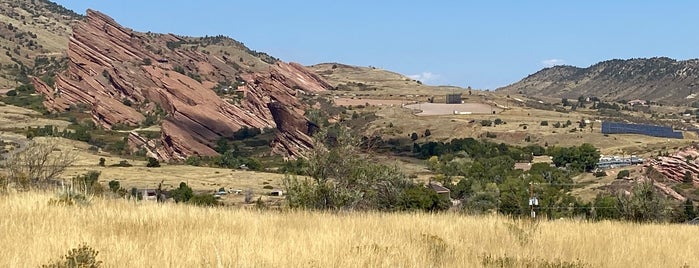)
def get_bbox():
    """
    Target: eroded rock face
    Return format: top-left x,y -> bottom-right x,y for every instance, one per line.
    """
36,9 -> 330,160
